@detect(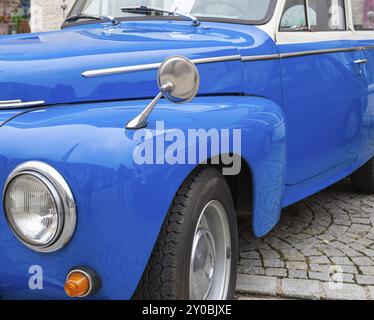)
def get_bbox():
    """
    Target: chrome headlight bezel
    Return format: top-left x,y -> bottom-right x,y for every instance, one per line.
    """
3,161 -> 76,253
